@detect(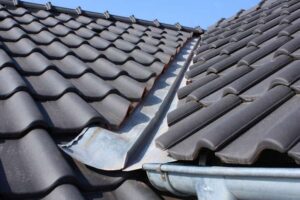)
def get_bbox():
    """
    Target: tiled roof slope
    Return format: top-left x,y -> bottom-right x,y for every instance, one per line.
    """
156,0 -> 300,166
0,0 -> 199,199
0,128 -> 162,199
0,0 -> 196,136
